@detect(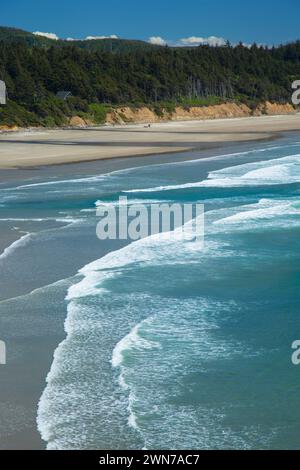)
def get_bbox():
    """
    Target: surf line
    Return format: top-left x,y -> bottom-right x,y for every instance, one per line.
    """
0,340 -> 6,365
